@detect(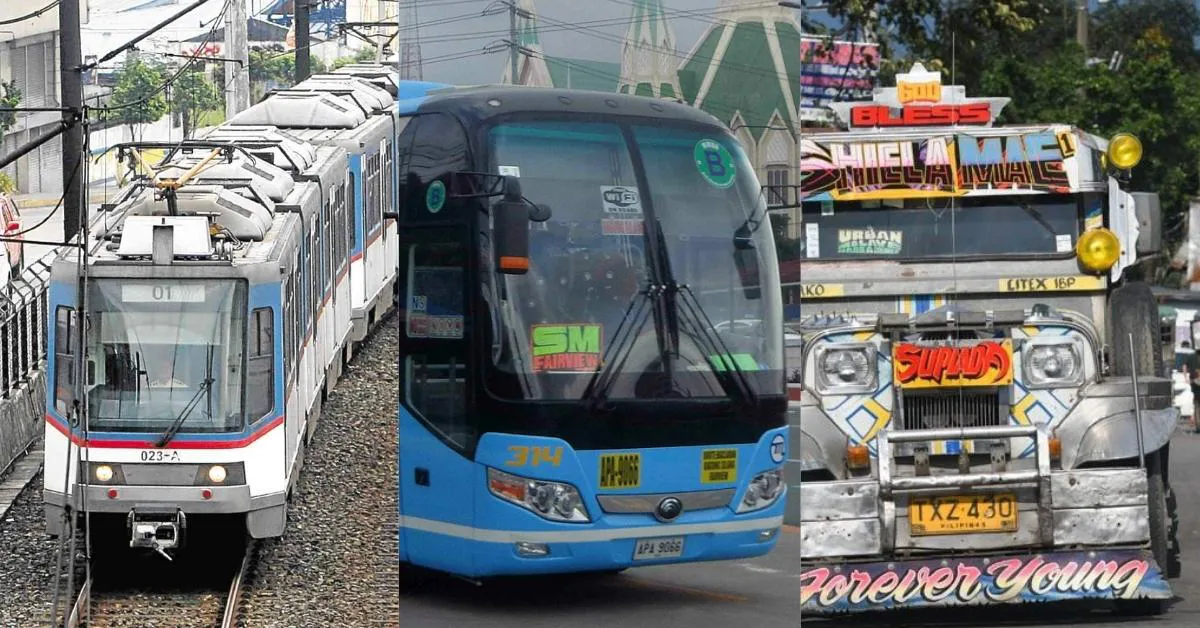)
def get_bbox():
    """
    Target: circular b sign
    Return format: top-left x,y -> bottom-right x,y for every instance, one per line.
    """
426,180 -> 447,213
694,138 -> 736,189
